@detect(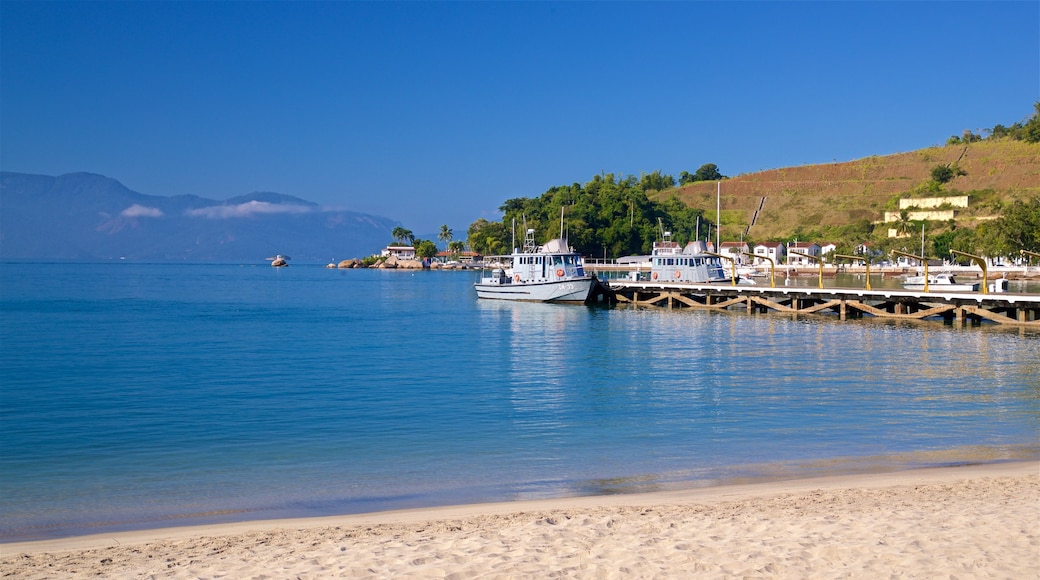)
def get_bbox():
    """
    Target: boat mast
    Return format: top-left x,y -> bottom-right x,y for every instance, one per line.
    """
919,222 -> 927,258
716,181 -> 721,251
